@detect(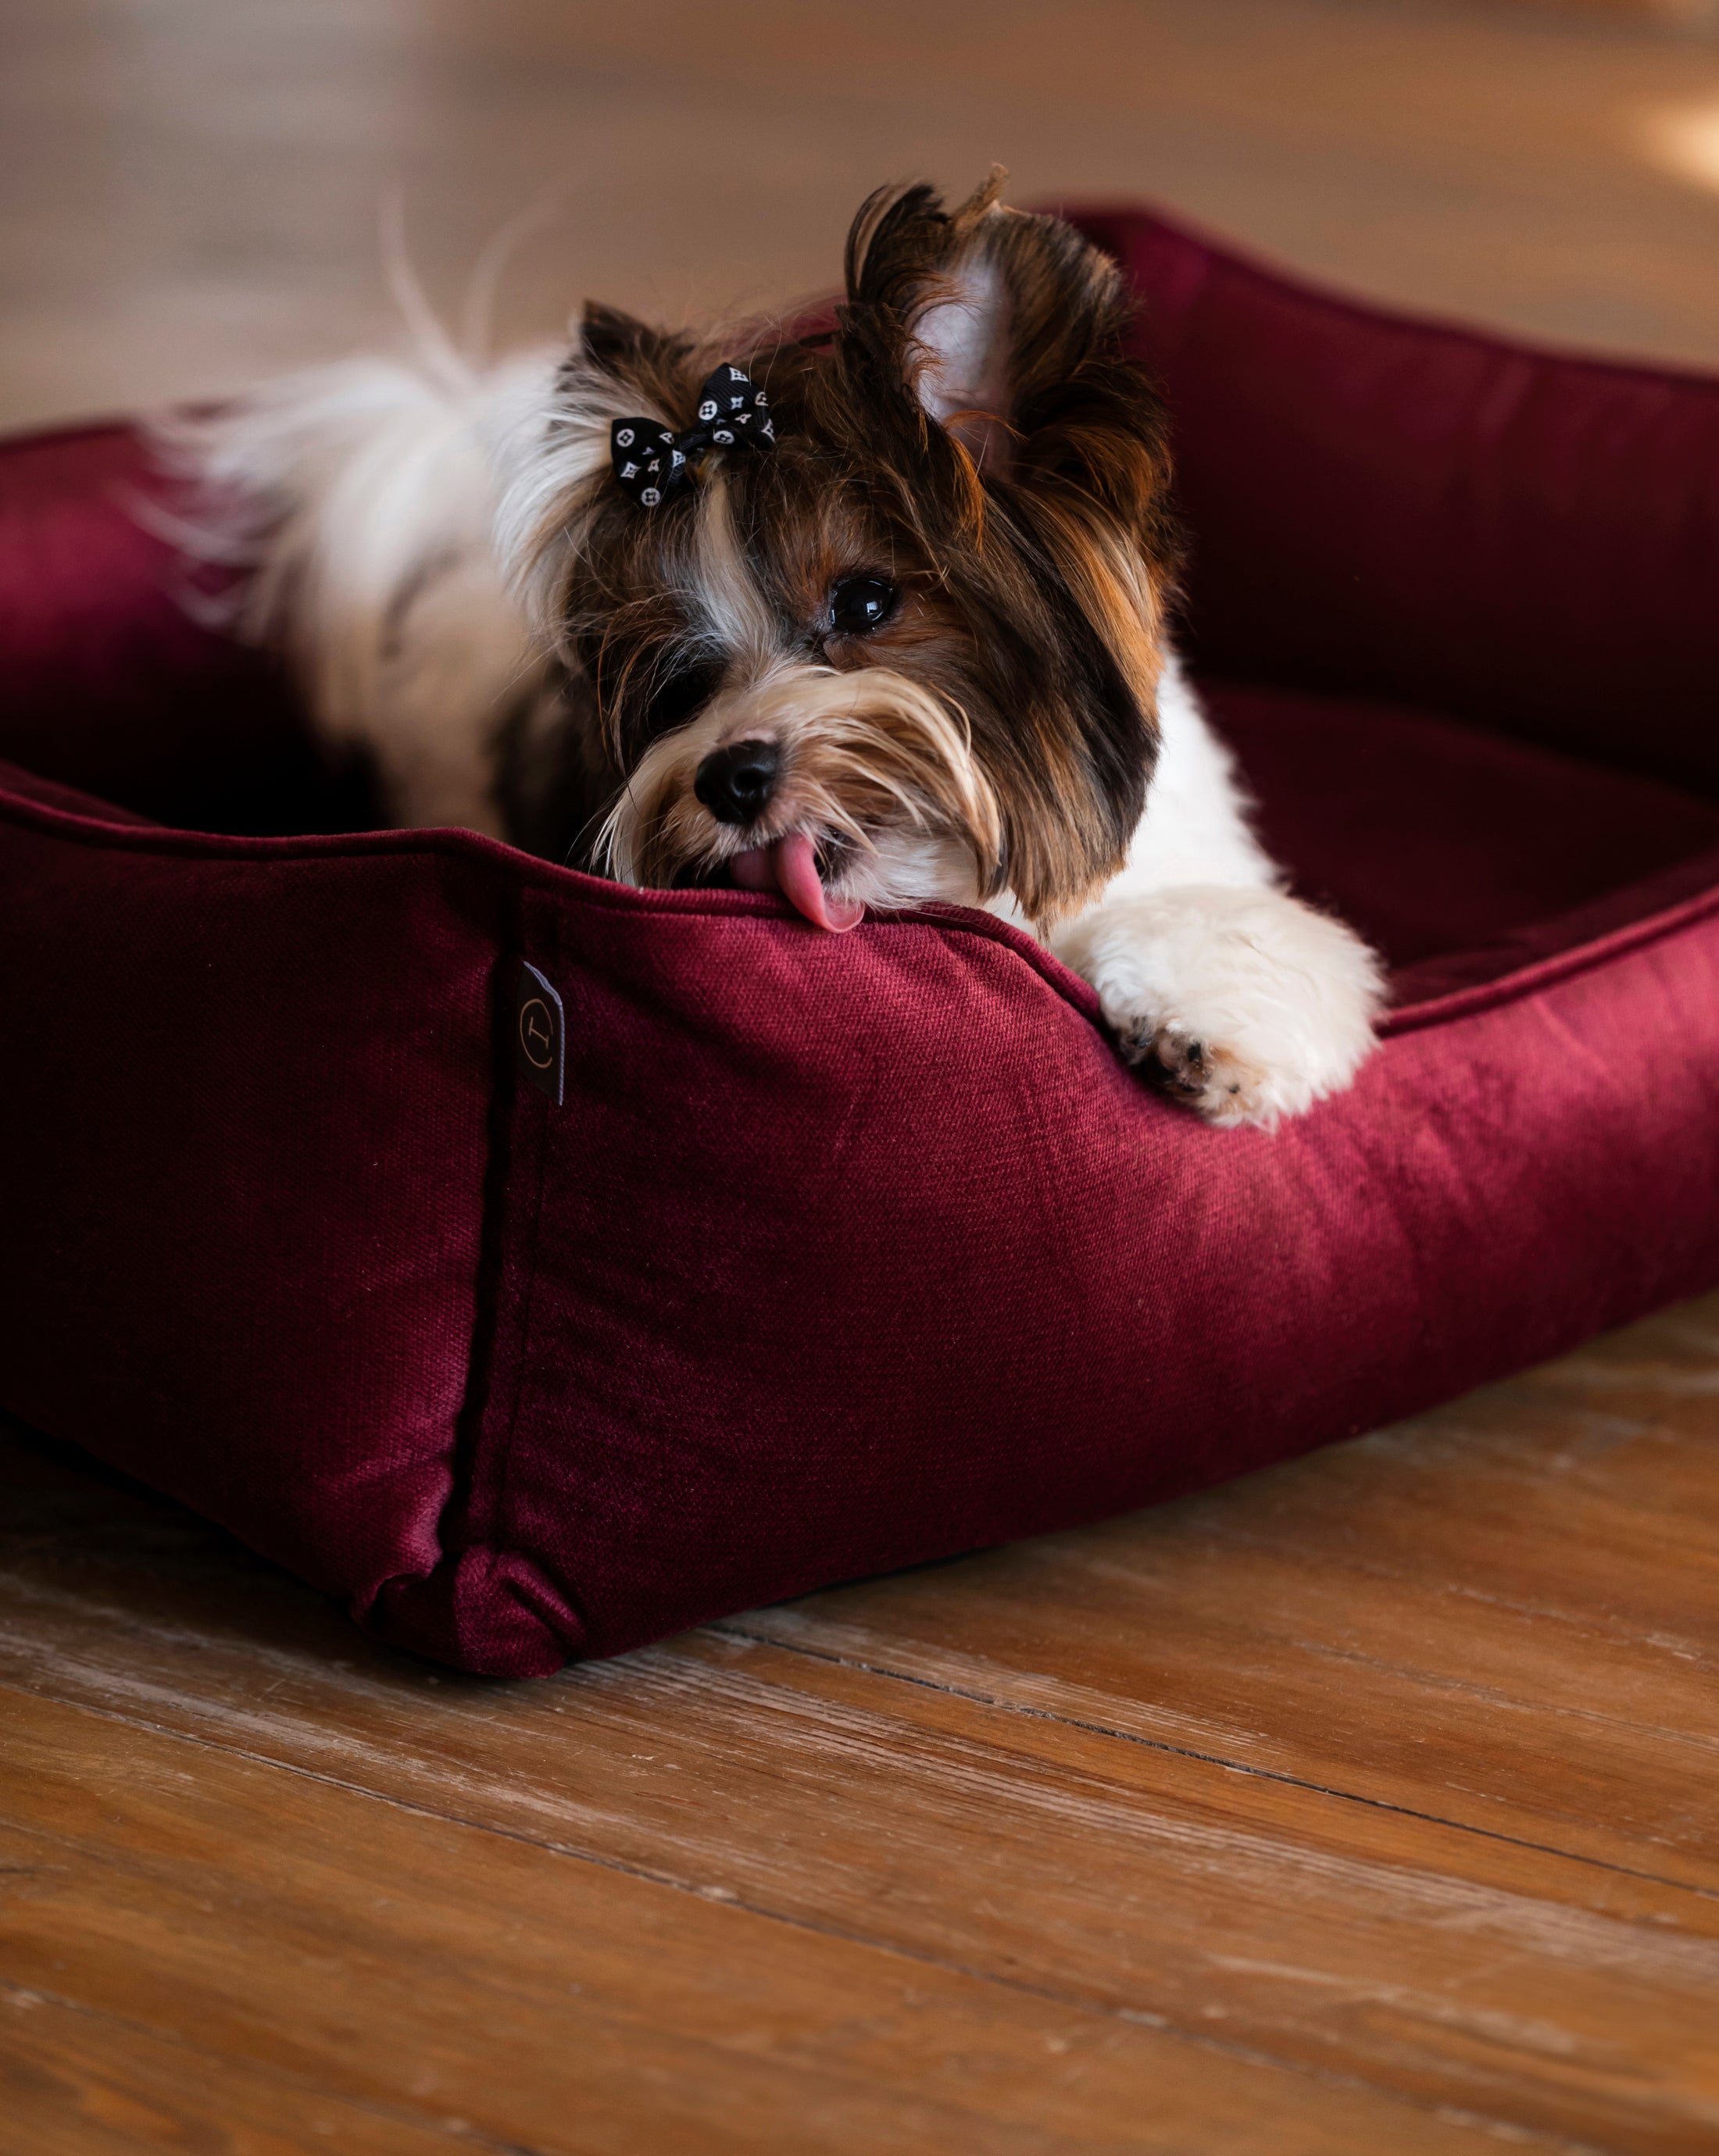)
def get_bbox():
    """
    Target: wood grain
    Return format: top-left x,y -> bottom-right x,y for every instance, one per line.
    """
0,1985 -> 475,2156
8,0 -> 1719,434
0,1687 -> 1501,2156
